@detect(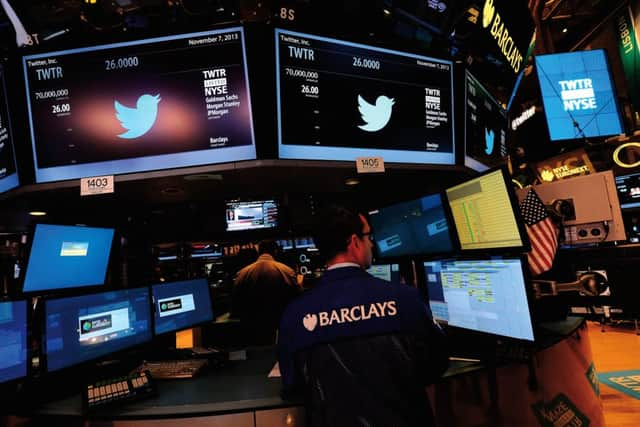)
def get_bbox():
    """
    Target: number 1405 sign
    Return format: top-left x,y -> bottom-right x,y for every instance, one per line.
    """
80,175 -> 114,196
